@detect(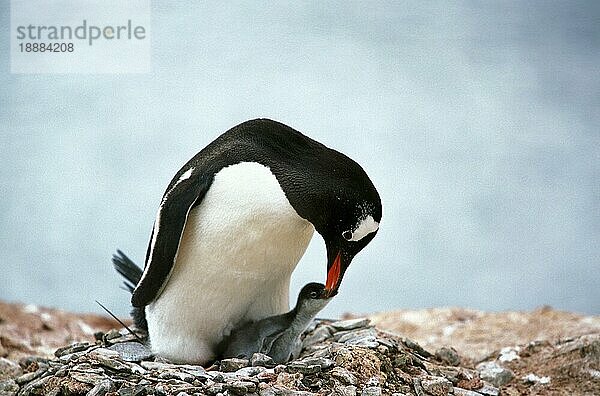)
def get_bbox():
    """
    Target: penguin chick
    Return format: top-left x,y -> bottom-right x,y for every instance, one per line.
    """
221,283 -> 333,363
